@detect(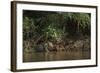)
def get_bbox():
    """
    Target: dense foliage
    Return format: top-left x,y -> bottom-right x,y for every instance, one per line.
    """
23,10 -> 91,52
23,11 -> 90,40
